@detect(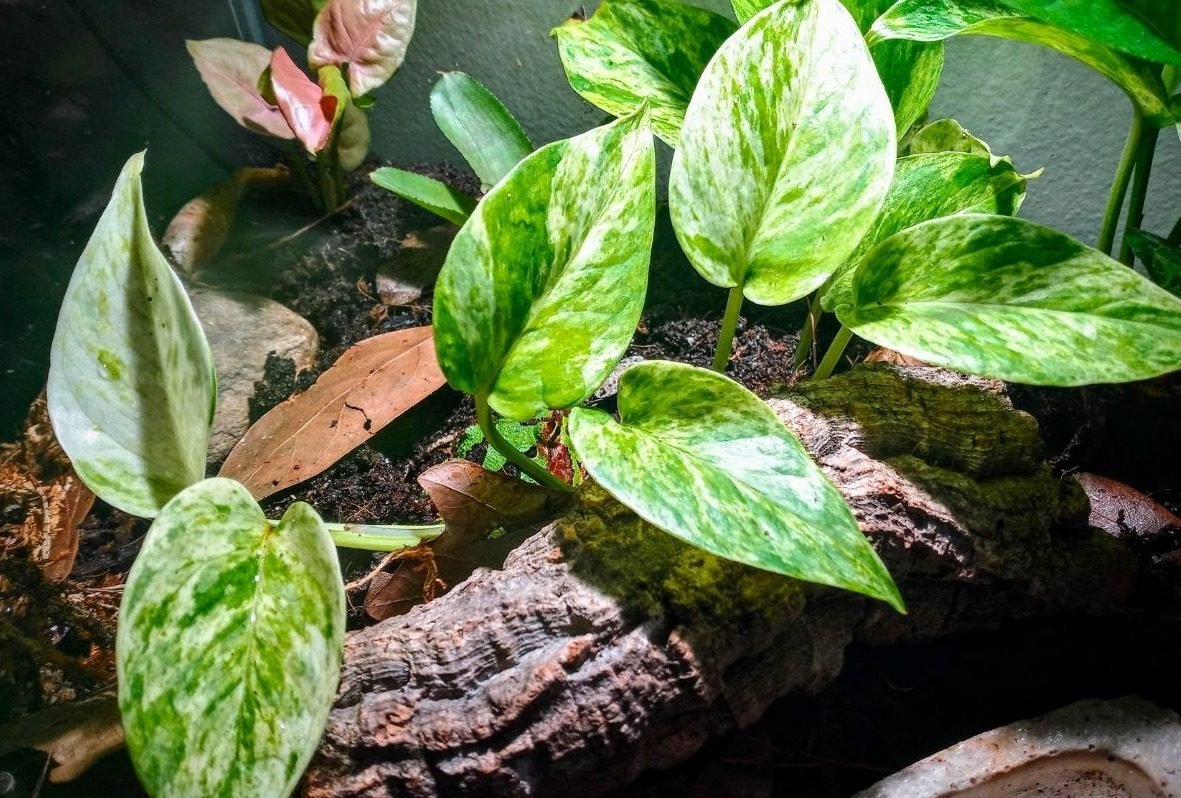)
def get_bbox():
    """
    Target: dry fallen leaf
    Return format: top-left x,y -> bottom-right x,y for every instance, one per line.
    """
219,326 -> 447,499
1076,472 -> 1181,539
864,347 -> 927,367
1,394 -> 94,582
364,460 -> 572,620
376,226 -> 456,306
